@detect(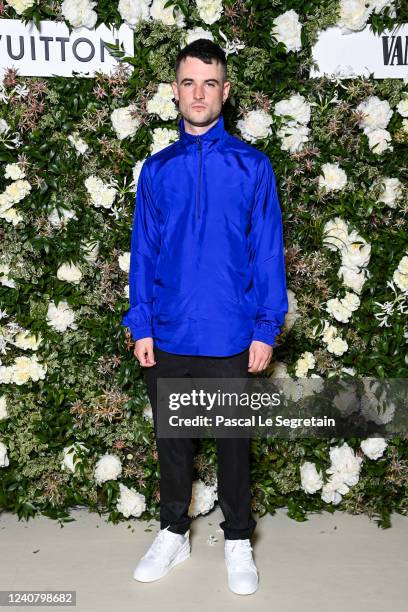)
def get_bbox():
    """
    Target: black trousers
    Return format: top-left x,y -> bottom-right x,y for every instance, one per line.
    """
142,346 -> 257,540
